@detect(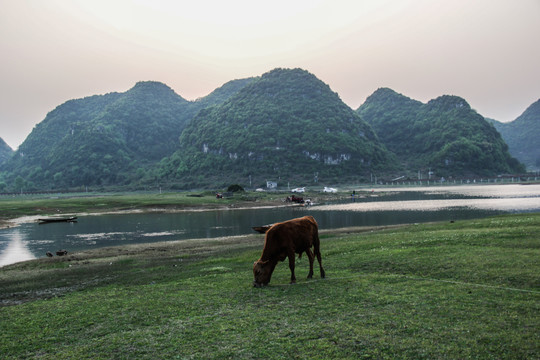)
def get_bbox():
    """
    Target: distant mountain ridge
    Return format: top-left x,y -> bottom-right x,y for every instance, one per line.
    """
488,99 -> 540,171
0,68 -> 533,191
357,88 -> 524,177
